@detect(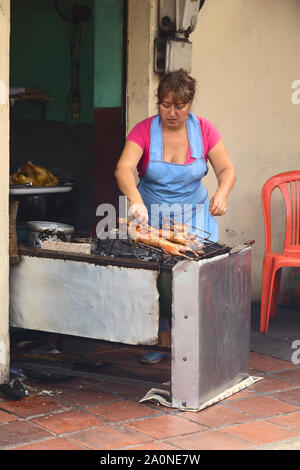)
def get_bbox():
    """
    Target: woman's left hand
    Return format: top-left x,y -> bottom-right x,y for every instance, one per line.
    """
207,139 -> 236,217
209,191 -> 228,216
